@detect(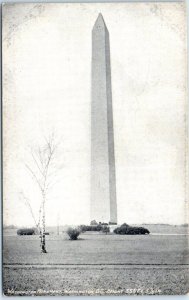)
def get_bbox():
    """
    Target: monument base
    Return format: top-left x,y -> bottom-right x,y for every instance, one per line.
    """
109,224 -> 118,233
